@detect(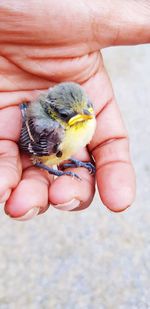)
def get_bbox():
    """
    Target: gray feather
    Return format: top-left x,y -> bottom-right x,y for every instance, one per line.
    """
19,102 -> 64,157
